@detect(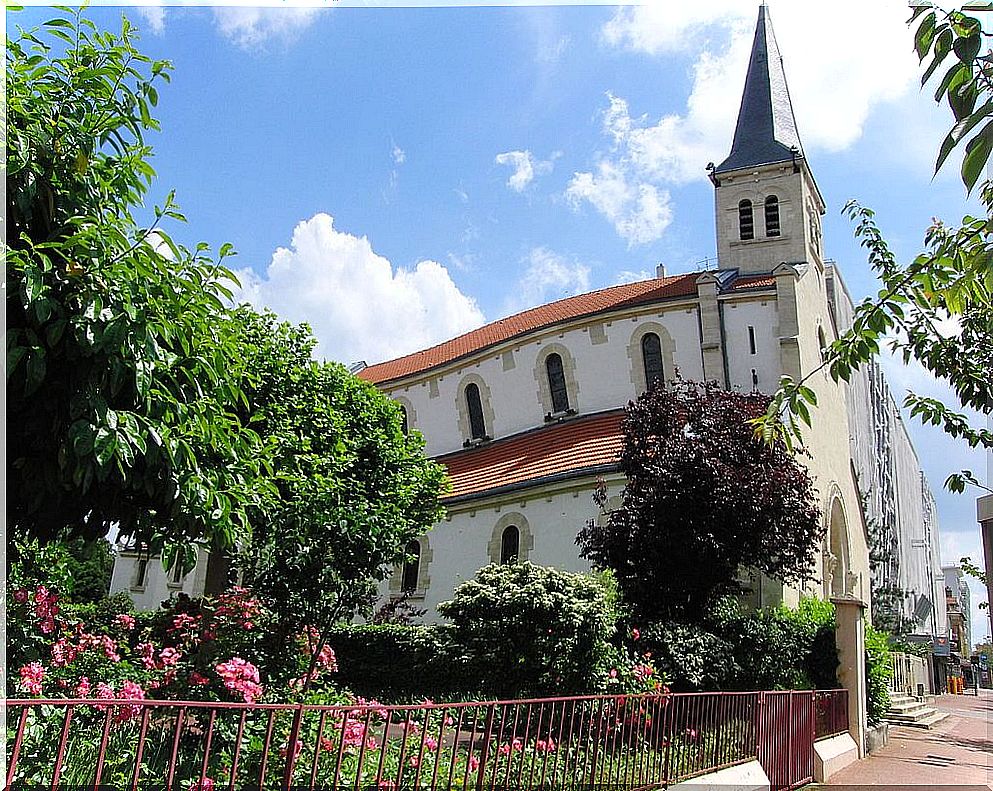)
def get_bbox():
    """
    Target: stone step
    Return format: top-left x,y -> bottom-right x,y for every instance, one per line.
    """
886,709 -> 949,730
882,707 -> 949,729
